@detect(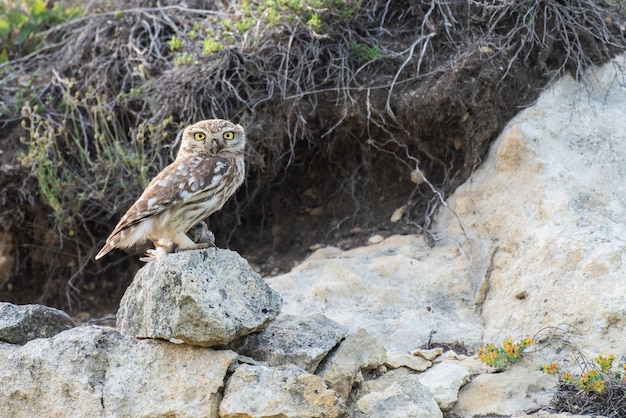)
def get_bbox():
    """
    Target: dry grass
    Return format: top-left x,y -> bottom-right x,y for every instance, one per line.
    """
1,0 -> 625,309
